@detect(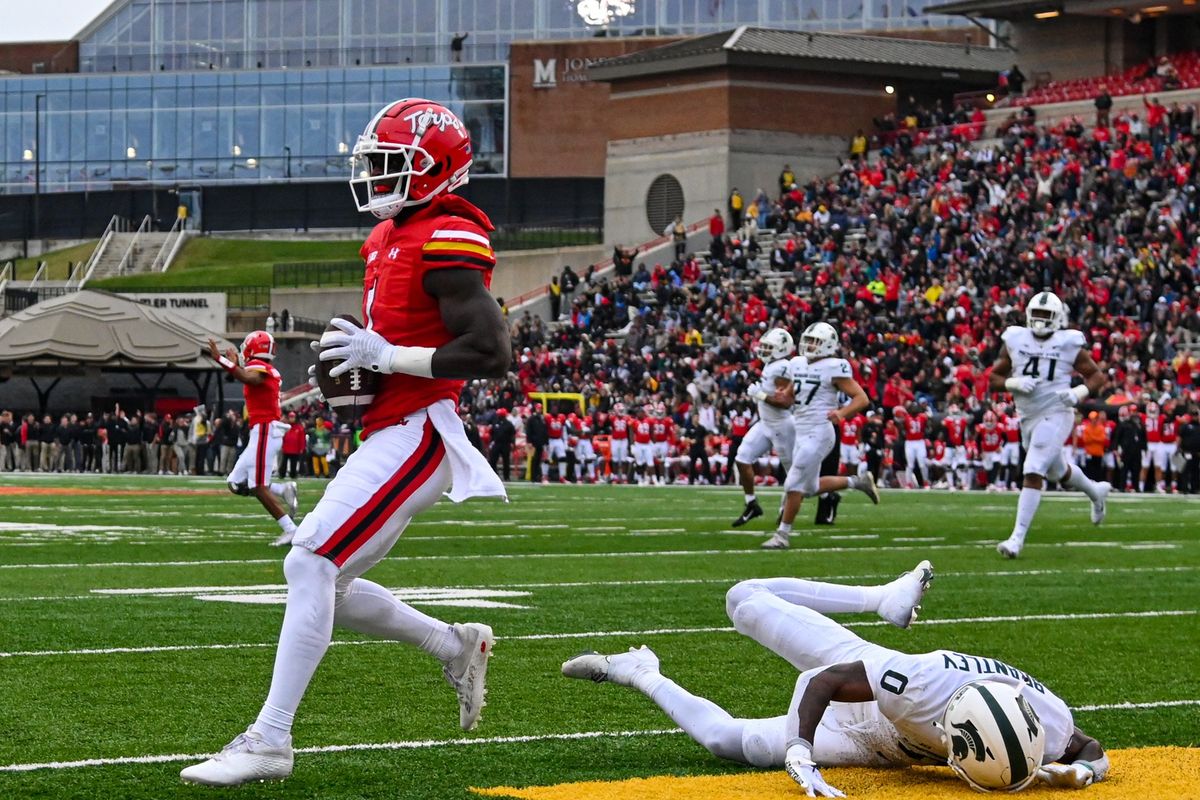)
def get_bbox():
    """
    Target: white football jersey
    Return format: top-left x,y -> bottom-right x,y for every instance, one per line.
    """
787,355 -> 852,430
1002,326 -> 1086,420
853,648 -> 1075,764
757,358 -> 793,426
